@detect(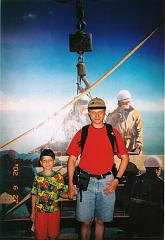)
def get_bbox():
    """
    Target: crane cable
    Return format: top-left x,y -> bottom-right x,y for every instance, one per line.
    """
0,22 -> 162,151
